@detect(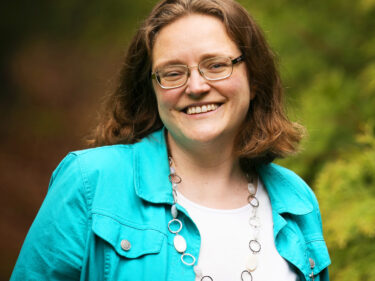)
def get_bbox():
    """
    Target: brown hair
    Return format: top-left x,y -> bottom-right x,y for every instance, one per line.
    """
88,0 -> 304,164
